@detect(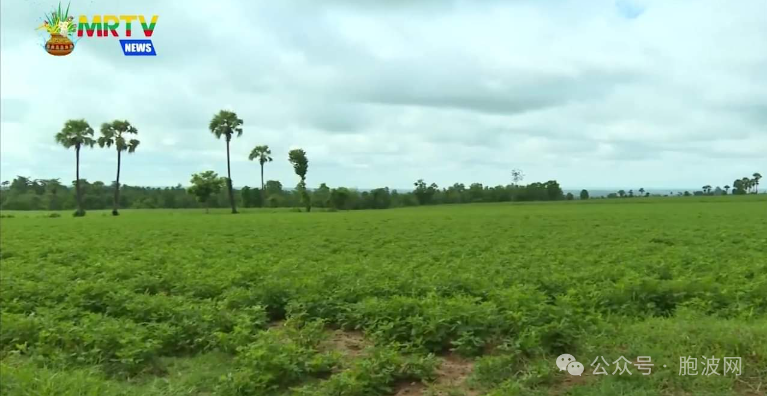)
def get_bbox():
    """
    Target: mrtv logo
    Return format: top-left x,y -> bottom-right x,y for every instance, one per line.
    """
79,15 -> 158,56
36,2 -> 158,57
